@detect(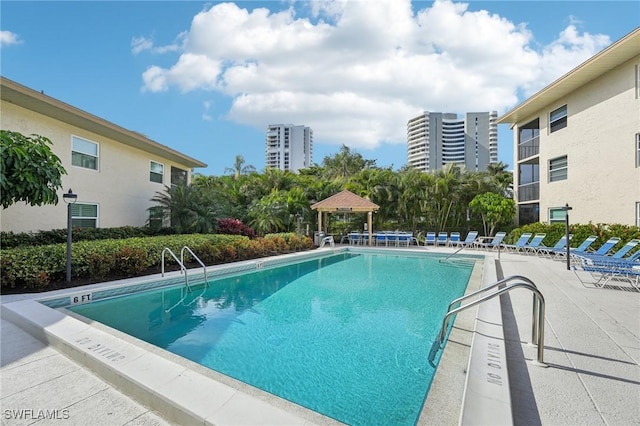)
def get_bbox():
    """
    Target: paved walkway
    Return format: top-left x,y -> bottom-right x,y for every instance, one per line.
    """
1,318 -> 169,426
1,248 -> 639,425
